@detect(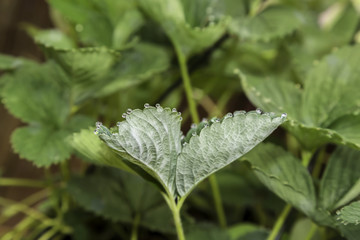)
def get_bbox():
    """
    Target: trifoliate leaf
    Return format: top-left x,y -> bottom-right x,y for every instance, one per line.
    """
242,143 -> 316,216
96,107 -> 284,198
319,146 -> 360,210
336,201 -> 360,225
11,115 -> 93,167
138,0 -> 227,58
67,167 -> 175,234
240,45 -> 360,151
96,106 -> 182,196
176,111 -> 286,197
2,62 -> 70,126
230,6 -> 302,41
